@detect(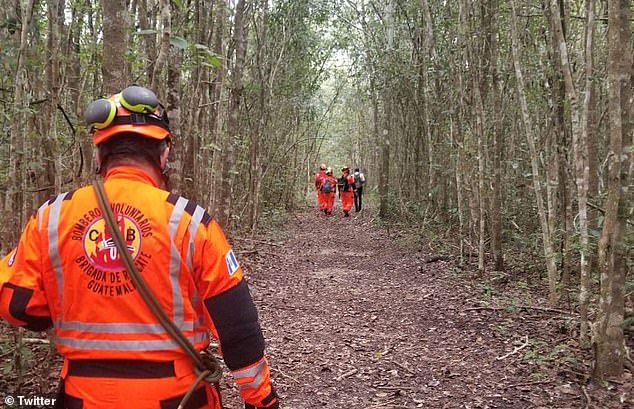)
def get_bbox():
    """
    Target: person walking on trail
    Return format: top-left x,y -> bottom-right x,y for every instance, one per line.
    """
353,168 -> 366,212
315,163 -> 328,213
338,166 -> 356,217
321,167 -> 338,215
0,86 -> 280,409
